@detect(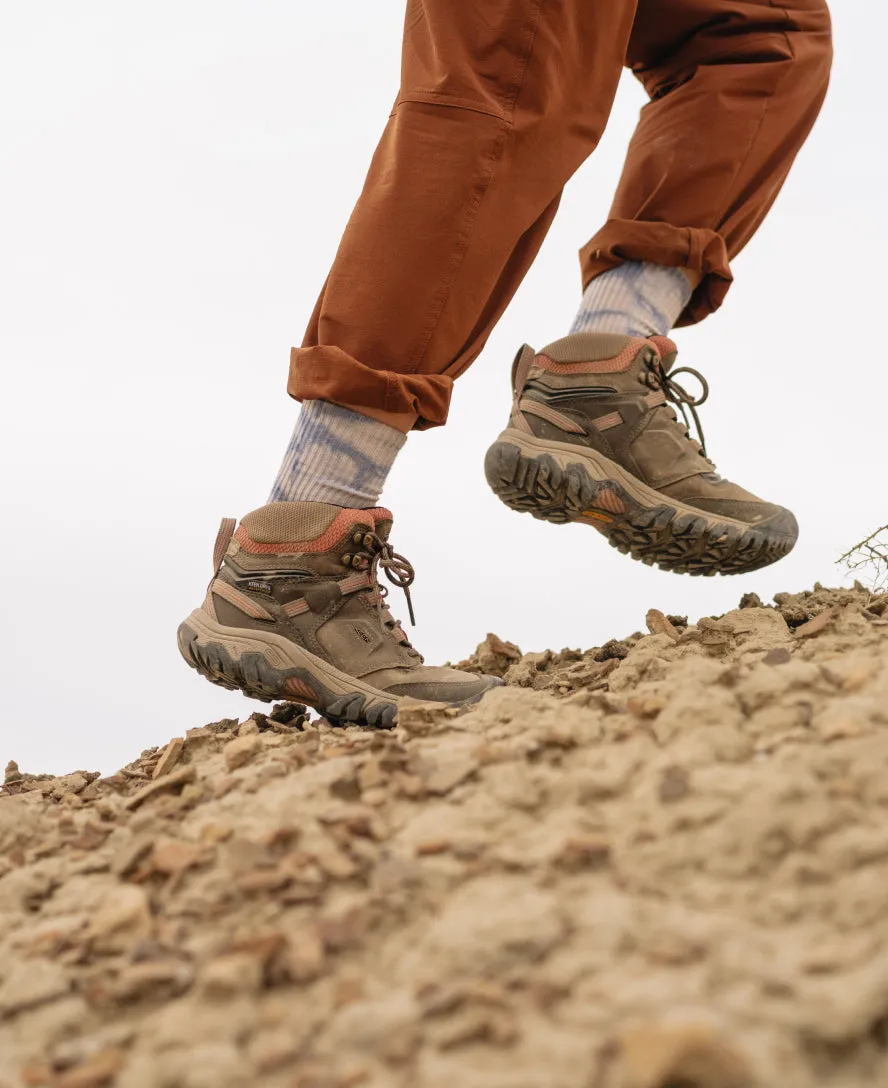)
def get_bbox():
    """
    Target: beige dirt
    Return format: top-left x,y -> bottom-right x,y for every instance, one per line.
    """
3,584 -> 888,1088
